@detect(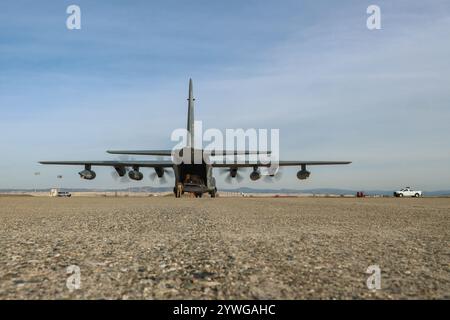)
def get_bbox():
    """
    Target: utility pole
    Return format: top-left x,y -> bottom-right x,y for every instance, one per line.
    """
34,172 -> 41,194
57,175 -> 63,191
